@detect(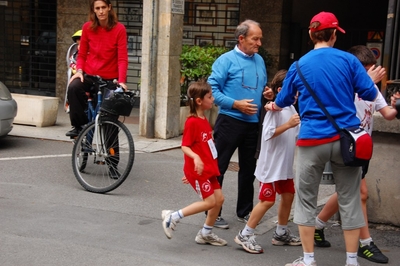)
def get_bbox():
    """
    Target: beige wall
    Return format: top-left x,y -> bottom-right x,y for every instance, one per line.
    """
367,115 -> 400,226
56,0 -> 88,103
